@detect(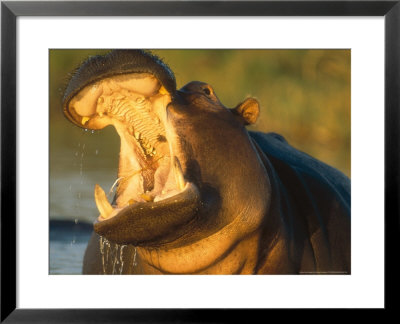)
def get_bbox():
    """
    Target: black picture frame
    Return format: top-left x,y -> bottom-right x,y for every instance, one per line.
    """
1,0 -> 398,322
